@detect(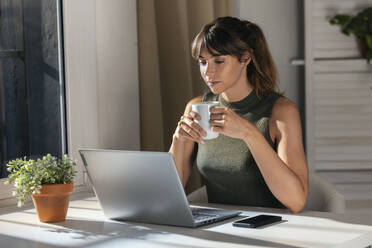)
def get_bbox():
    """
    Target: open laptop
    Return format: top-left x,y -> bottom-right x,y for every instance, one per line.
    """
79,149 -> 241,227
